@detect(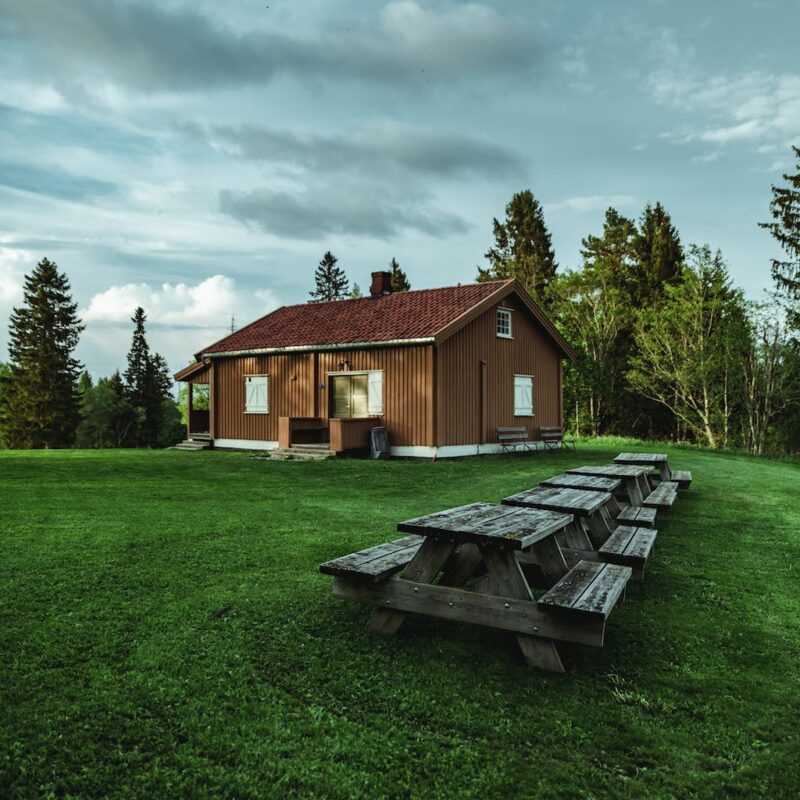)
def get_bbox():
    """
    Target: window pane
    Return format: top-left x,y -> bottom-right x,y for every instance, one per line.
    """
351,374 -> 369,417
332,376 -> 351,418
